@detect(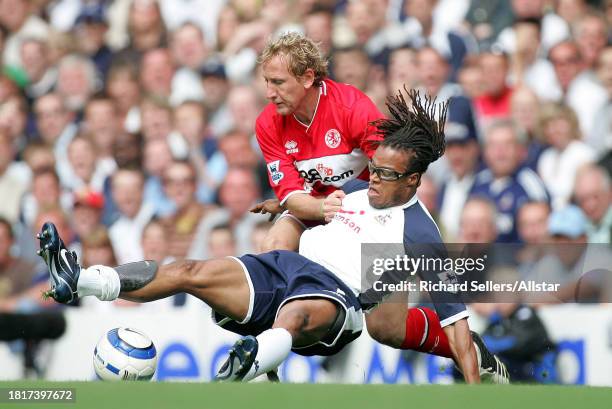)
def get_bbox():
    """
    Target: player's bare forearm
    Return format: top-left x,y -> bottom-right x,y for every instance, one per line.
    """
284,191 -> 345,221
283,193 -> 325,220
444,319 -> 480,384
